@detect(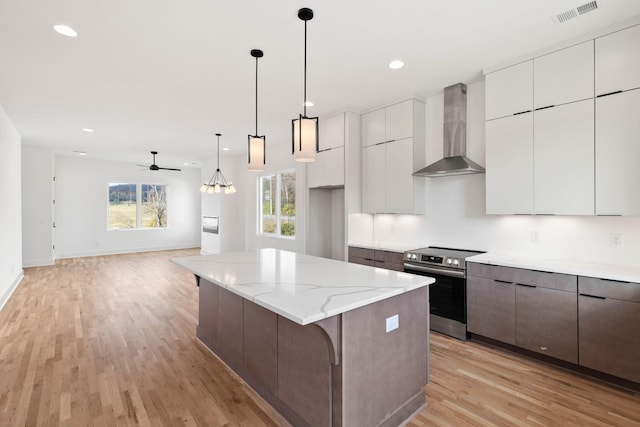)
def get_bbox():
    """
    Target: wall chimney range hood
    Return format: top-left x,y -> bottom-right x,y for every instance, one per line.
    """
413,83 -> 485,177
